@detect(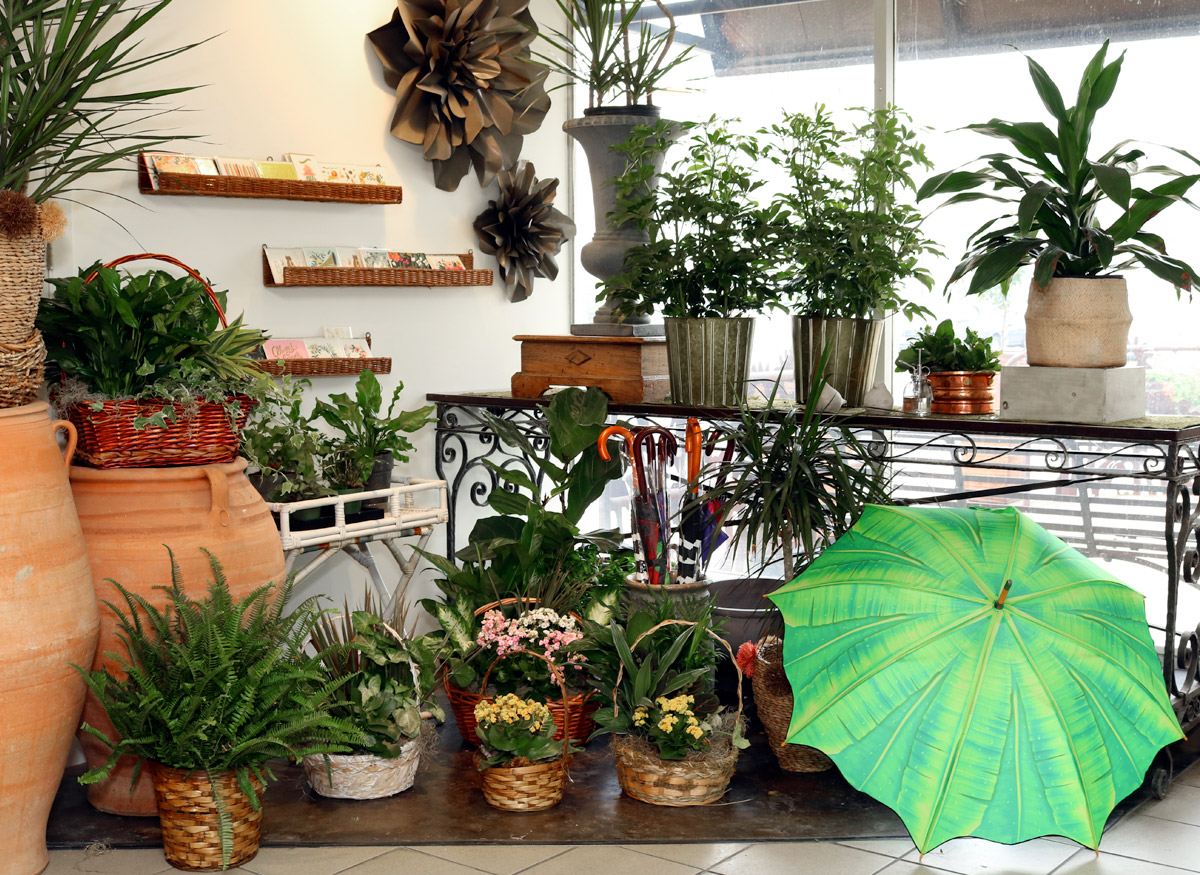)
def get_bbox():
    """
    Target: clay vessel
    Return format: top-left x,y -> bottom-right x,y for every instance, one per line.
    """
0,402 -> 98,875
70,458 -> 285,816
